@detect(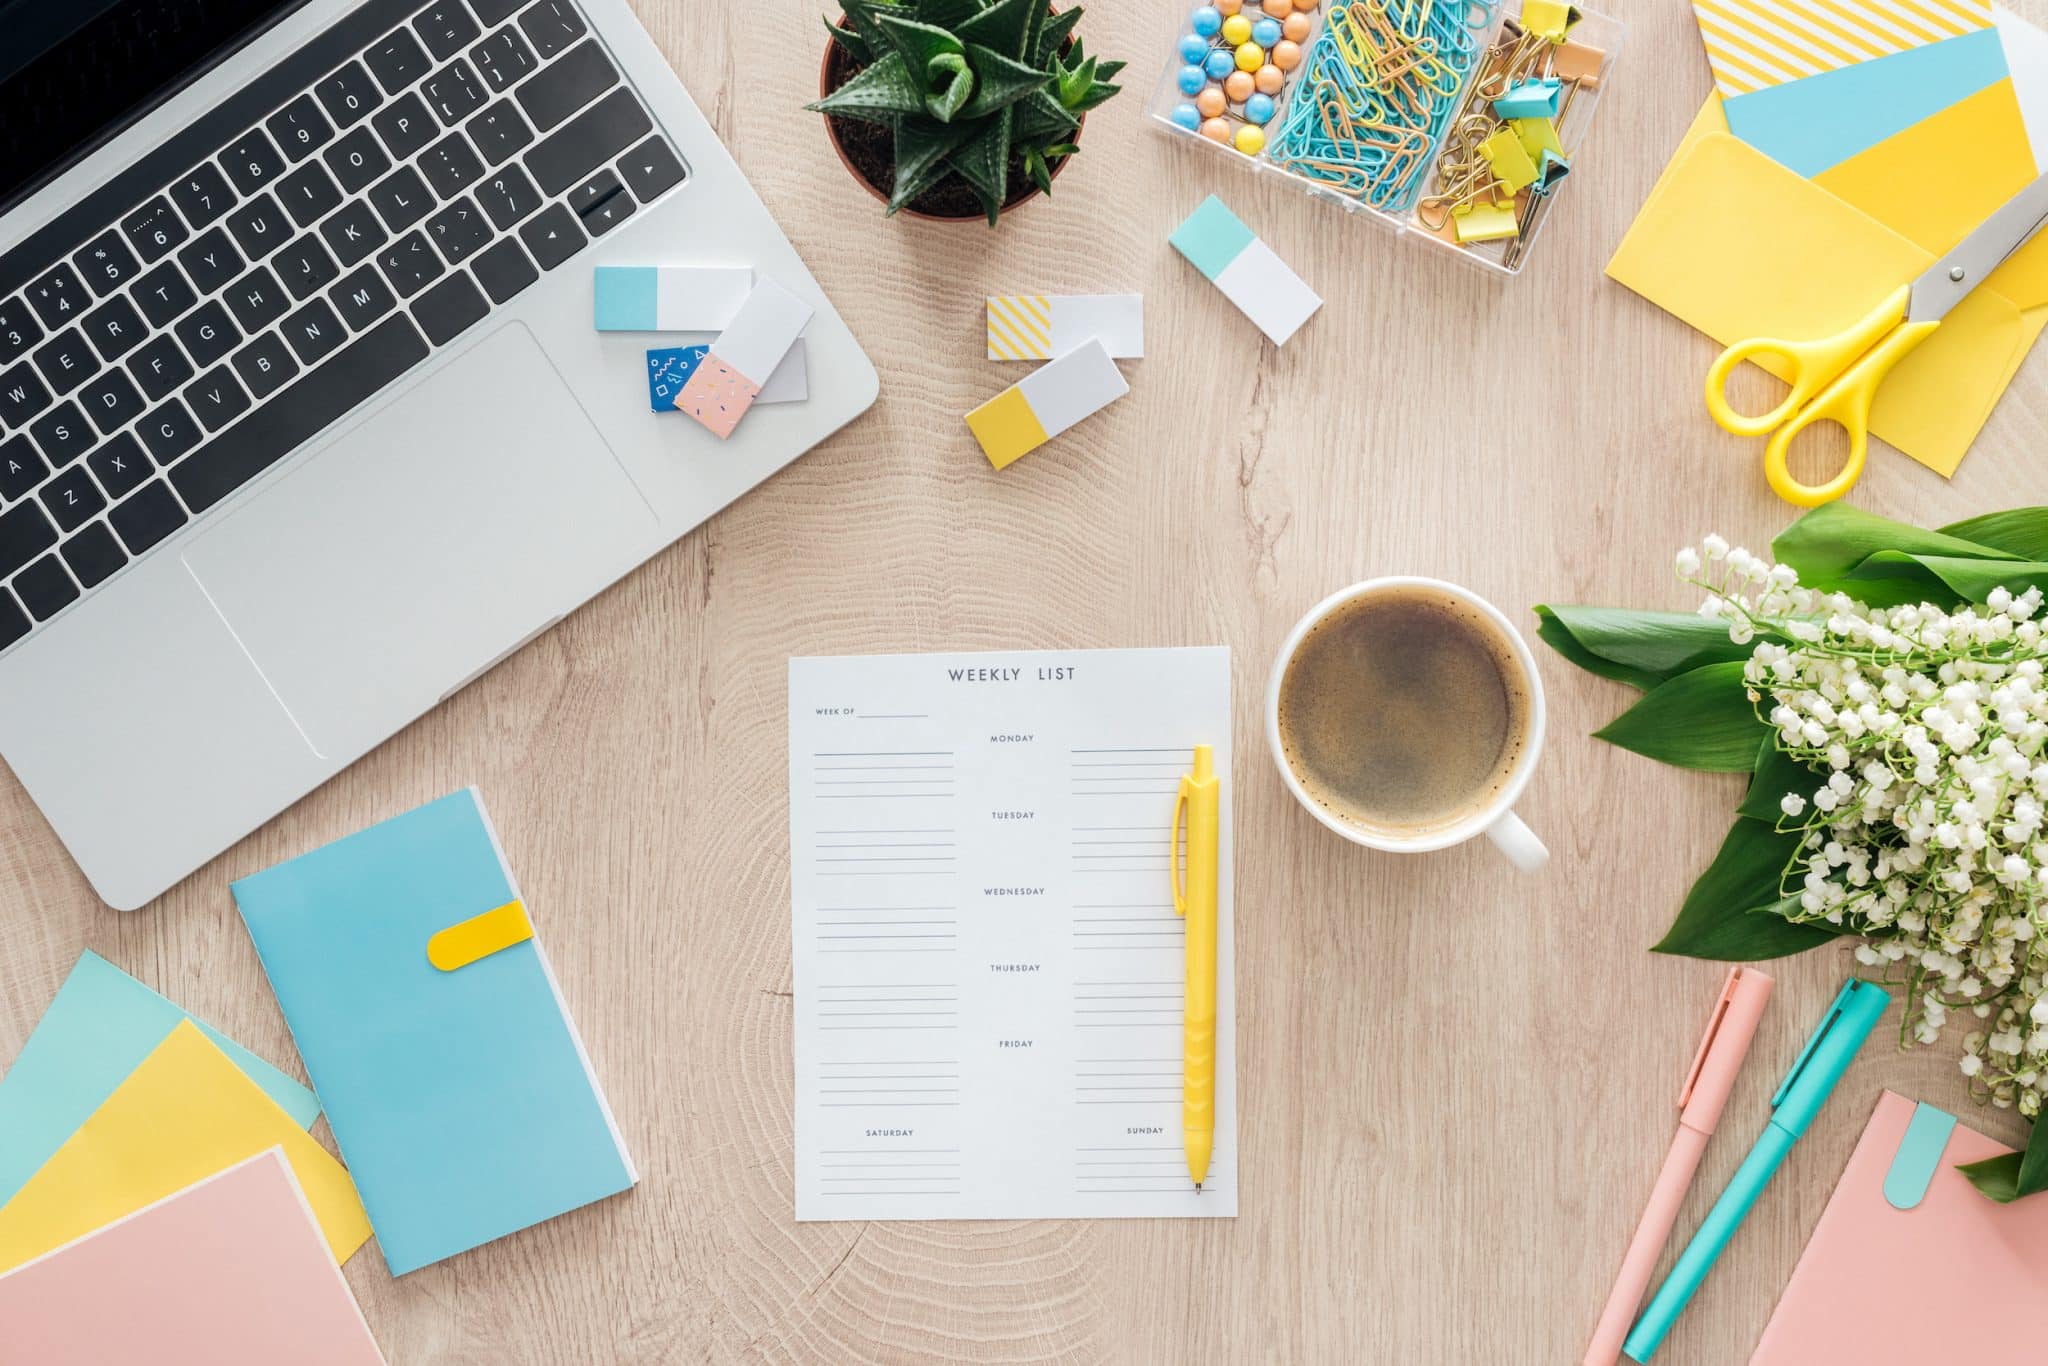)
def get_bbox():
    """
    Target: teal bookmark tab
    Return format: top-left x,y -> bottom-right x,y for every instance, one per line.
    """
591,266 -> 657,330
1170,196 -> 1254,282
1883,1102 -> 1958,1210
